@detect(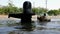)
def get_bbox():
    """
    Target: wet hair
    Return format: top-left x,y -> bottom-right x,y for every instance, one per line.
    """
23,1 -> 31,9
22,1 -> 35,14
23,1 -> 32,13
